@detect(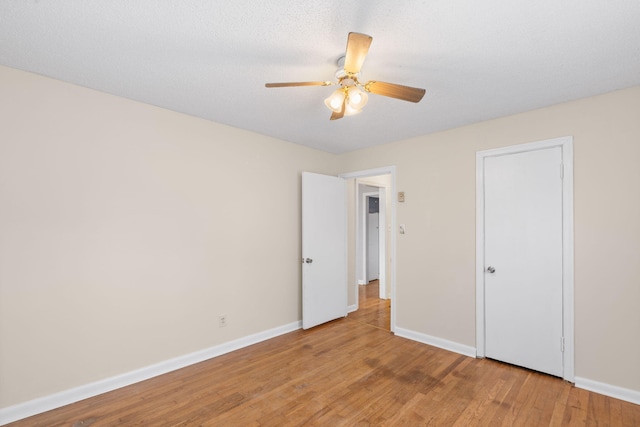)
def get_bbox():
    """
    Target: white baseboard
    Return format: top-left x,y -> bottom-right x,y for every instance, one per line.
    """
575,377 -> 640,406
347,304 -> 358,313
394,327 -> 477,358
0,321 -> 302,426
